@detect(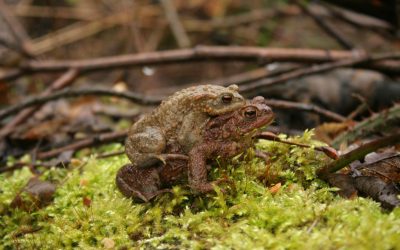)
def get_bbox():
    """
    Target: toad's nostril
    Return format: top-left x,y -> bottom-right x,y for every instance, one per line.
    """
262,107 -> 273,114
253,96 -> 266,104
